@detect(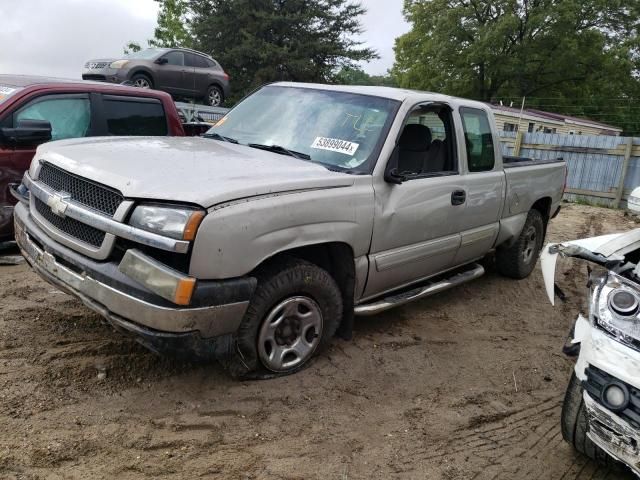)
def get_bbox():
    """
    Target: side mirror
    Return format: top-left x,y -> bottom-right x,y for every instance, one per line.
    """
155,57 -> 168,65
0,119 -> 52,147
384,145 -> 407,185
